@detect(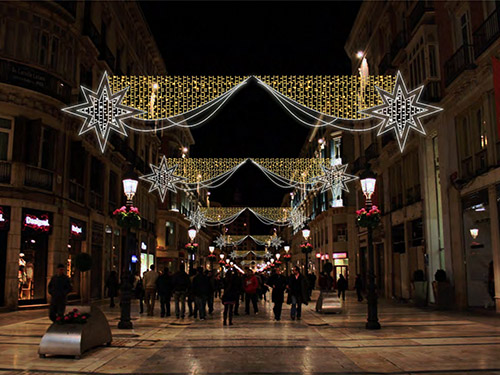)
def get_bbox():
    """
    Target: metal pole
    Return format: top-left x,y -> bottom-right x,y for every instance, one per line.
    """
365,198 -> 381,330
119,200 -> 134,329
